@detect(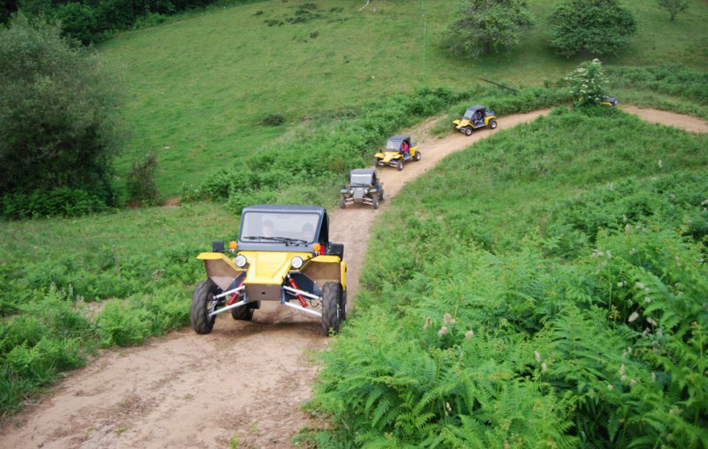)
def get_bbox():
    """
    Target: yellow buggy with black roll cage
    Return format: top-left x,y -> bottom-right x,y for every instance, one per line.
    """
190,205 -> 346,335
453,105 -> 497,136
